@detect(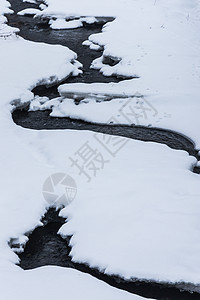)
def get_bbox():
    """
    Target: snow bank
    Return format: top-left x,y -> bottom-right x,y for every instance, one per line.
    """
55,133 -> 200,284
0,0 -> 13,15
0,266 -> 144,300
0,38 -> 81,98
49,17 -> 98,30
2,111 -> 199,286
0,0 -> 19,37
37,0 -> 133,18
